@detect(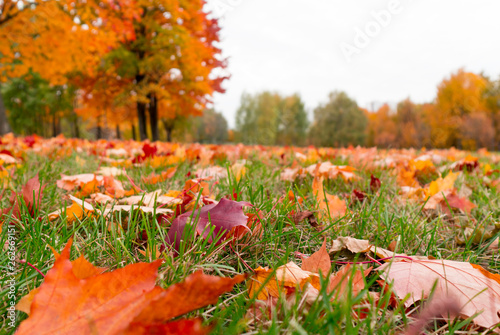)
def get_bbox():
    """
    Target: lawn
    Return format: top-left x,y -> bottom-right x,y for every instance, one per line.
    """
1,135 -> 500,334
